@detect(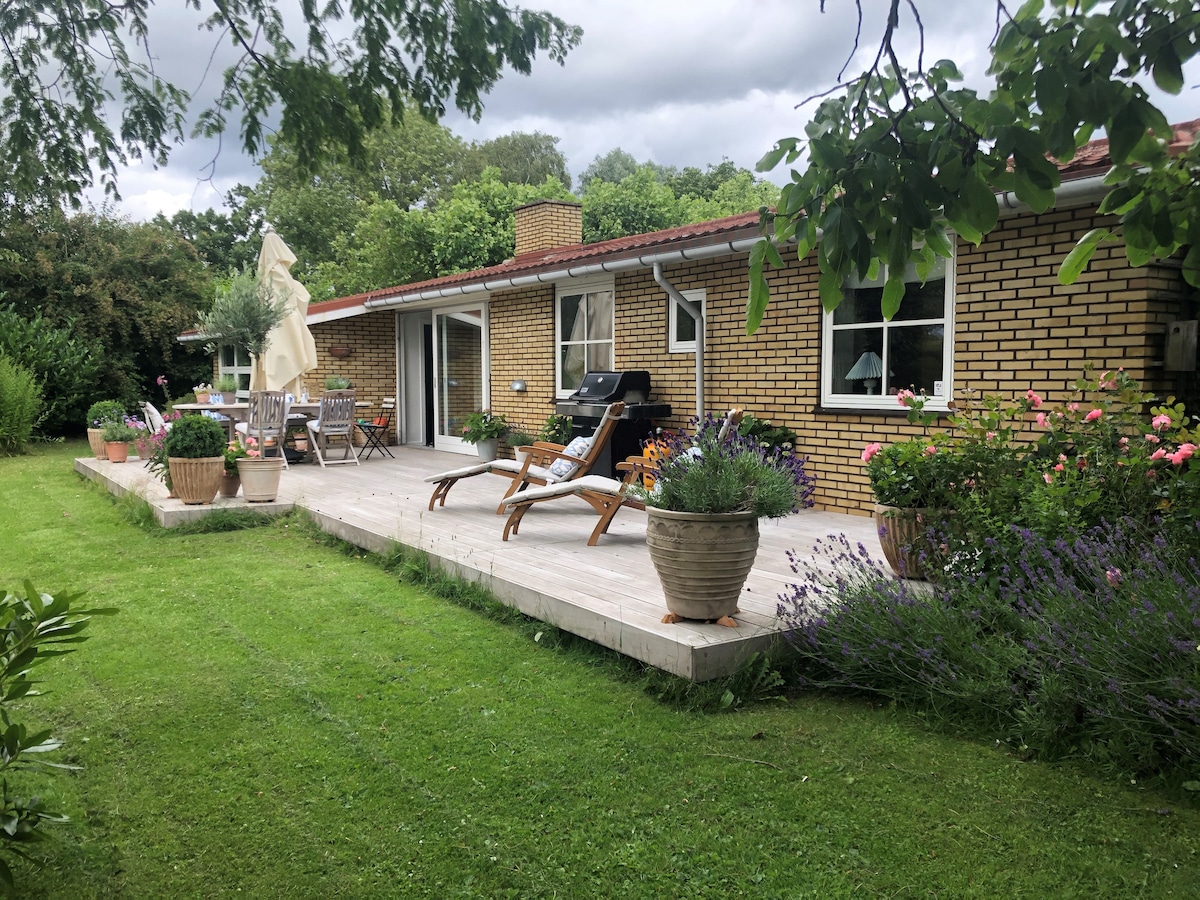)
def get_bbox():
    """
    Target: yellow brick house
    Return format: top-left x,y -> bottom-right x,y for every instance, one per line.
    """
284,122 -> 1198,516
